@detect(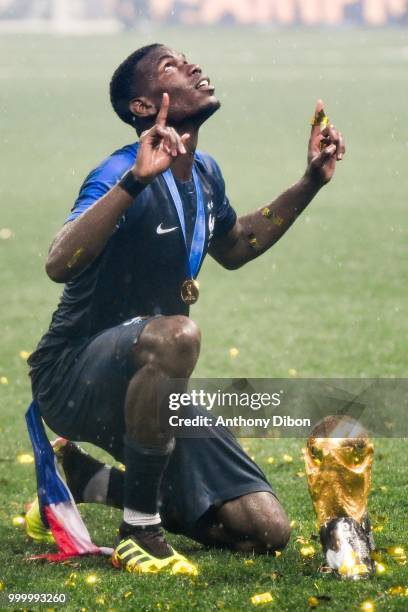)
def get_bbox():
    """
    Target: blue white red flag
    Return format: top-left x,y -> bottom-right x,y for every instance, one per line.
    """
25,400 -> 112,562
